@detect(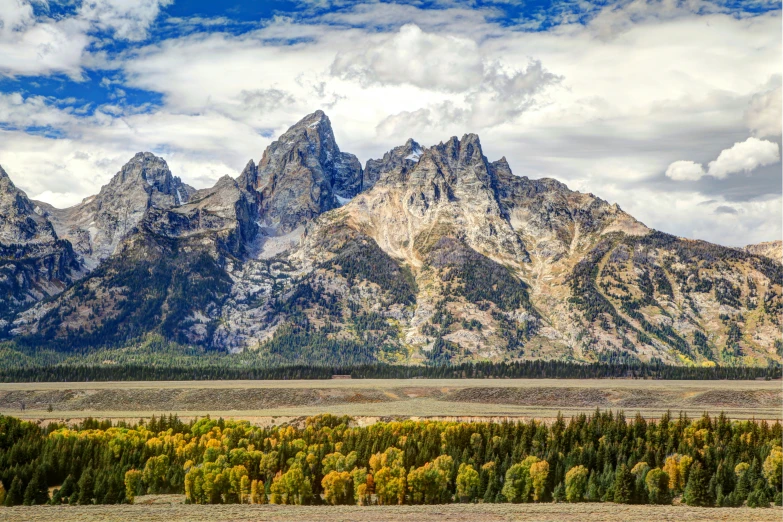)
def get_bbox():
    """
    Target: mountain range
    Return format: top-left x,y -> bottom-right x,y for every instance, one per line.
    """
1,111 -> 781,367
